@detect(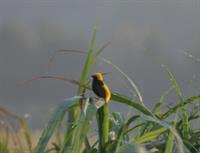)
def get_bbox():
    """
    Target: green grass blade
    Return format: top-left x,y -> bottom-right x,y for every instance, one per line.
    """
162,64 -> 190,138
78,27 -> 96,92
93,40 -> 112,60
68,99 -> 98,153
66,28 -> 96,147
111,93 -> 152,116
84,136 -> 91,150
18,119 -> 32,153
33,96 -> 81,153
0,107 -> 32,152
153,86 -> 173,115
126,115 -> 140,127
99,57 -> 143,103
165,120 -> 184,153
164,130 -> 175,153
164,126 -> 185,153
0,143 -> 9,153
161,95 -> 200,119
140,114 -> 185,153
96,103 -> 109,153
132,127 -> 167,144
162,65 -> 184,103
55,120 -> 62,148
110,113 -> 137,153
